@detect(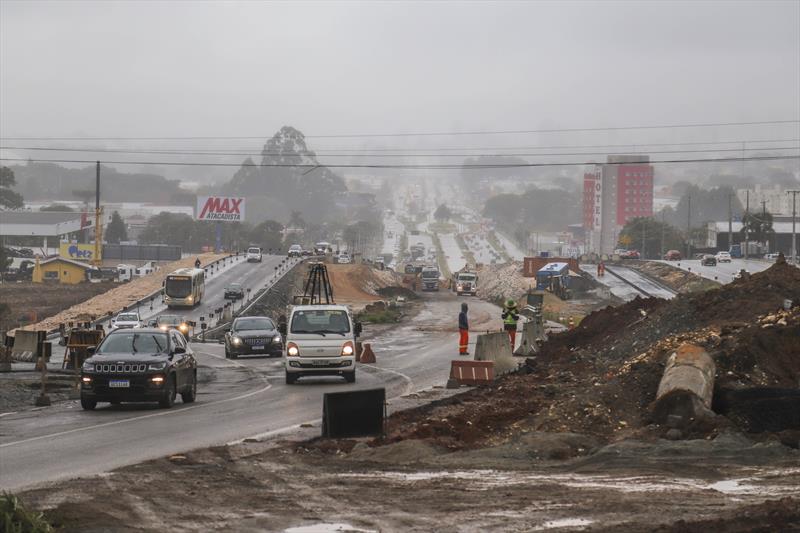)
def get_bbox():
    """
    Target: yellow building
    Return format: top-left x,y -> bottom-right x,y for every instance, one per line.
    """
32,257 -> 98,285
